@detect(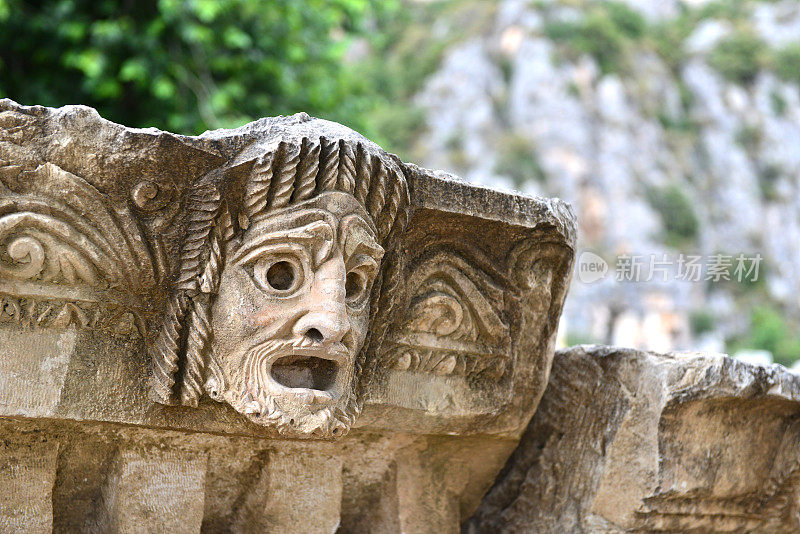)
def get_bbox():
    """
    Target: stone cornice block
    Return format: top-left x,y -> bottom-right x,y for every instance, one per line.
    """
0,98 -> 575,442
467,345 -> 800,532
